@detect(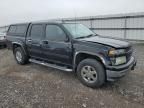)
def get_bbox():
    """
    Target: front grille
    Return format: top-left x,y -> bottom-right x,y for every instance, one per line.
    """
125,46 -> 133,62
